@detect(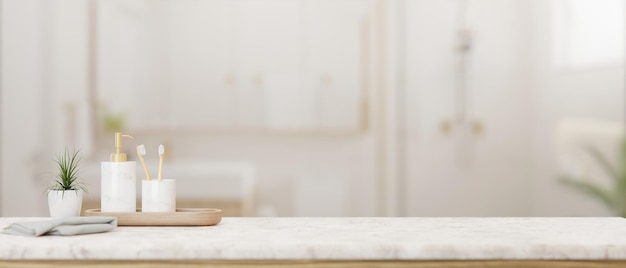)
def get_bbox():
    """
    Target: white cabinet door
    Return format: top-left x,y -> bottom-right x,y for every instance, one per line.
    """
97,0 -> 369,132
302,0 -> 370,130
165,0 -> 234,129
234,0 -> 302,128
98,0 -> 235,130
